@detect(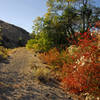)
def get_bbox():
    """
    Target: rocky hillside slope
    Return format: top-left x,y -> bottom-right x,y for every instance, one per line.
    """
0,20 -> 30,48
